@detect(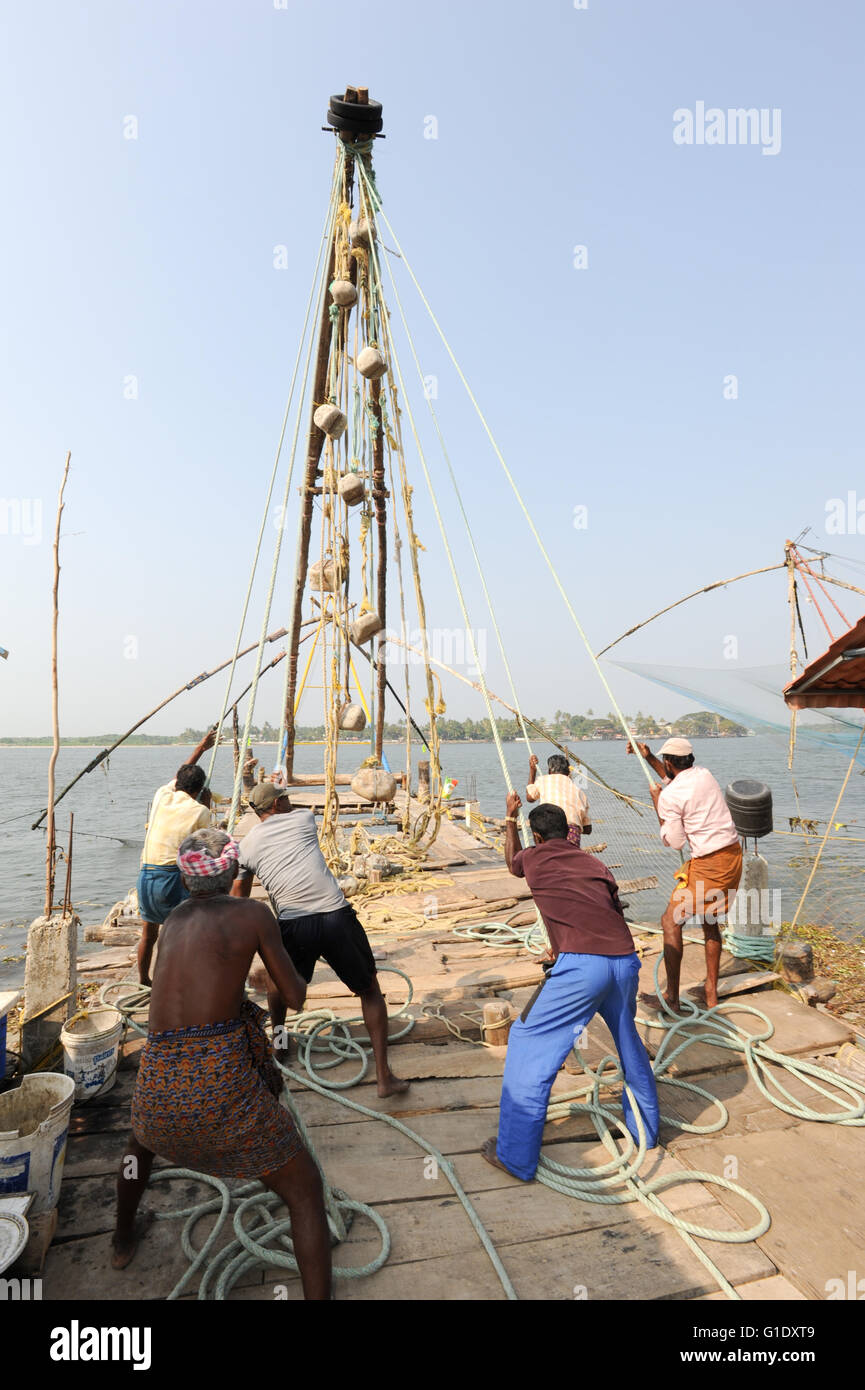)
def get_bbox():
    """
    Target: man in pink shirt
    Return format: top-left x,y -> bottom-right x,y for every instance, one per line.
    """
628,737 -> 742,1012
